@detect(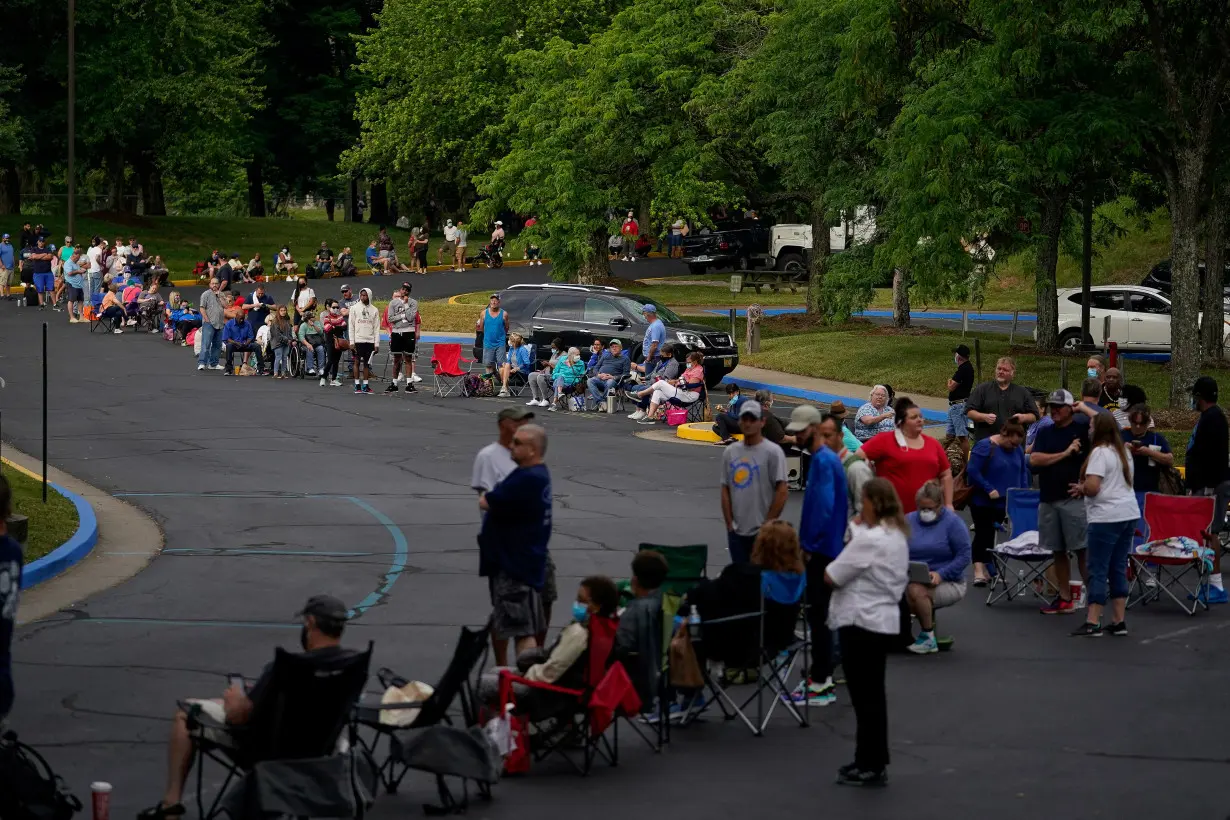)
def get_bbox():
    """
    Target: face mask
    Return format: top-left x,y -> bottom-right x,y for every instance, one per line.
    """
1087,368 -> 1098,378
299,625 -> 309,651
918,509 -> 938,524
1190,396 -> 1198,410
571,601 -> 590,624
954,354 -> 960,365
